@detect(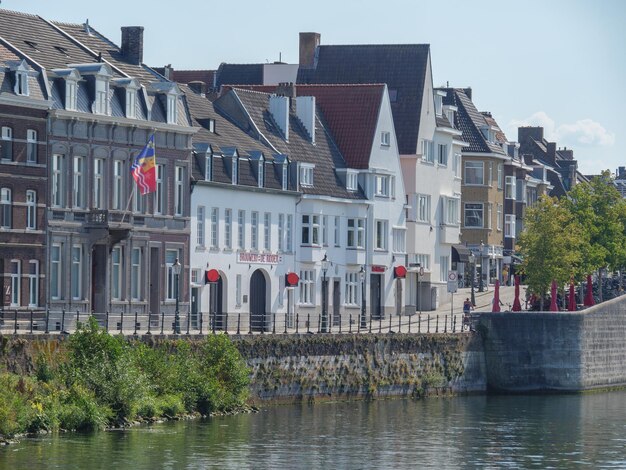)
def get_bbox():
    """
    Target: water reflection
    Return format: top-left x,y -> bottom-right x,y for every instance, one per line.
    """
3,391 -> 626,469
